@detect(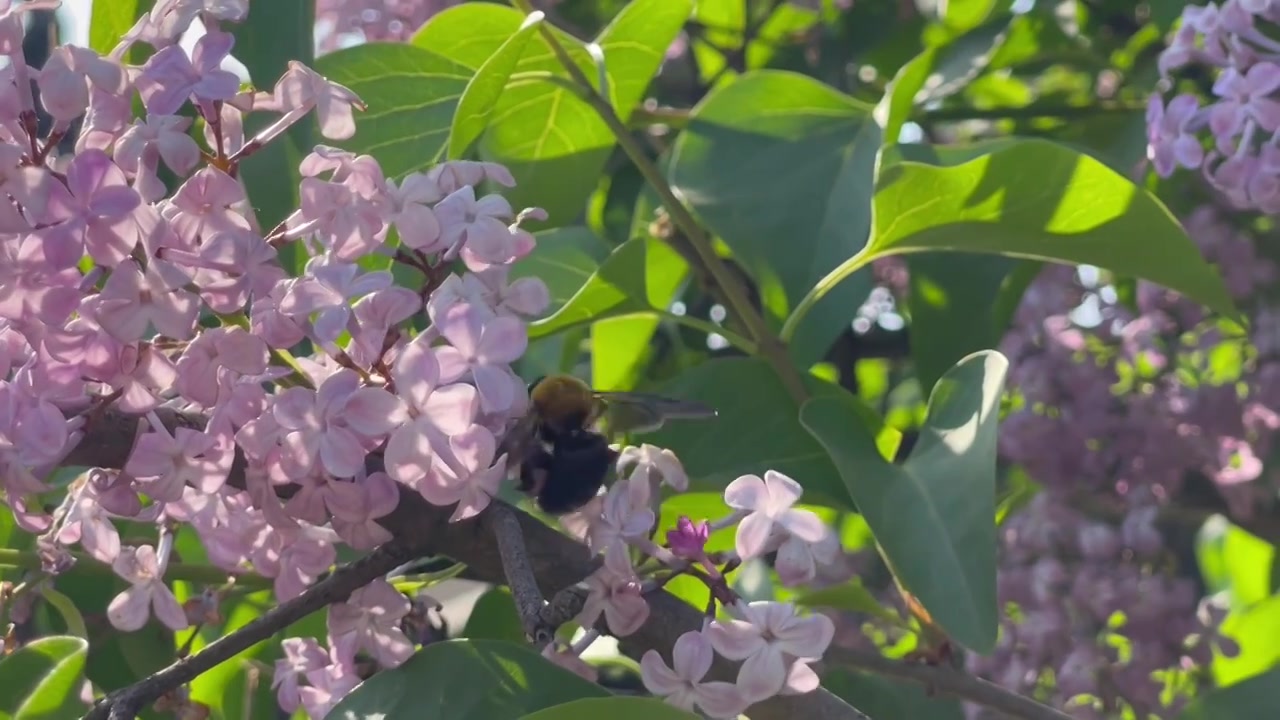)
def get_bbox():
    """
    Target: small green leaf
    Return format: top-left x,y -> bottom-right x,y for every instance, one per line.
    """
788,139 -> 1241,340
462,587 -> 526,643
0,636 -> 89,720
528,237 -> 689,339
794,580 -> 901,625
875,49 -> 938,144
1180,668 -> 1280,720
668,70 -> 882,365
416,0 -> 692,225
325,638 -> 608,720
89,1 -> 148,59
448,13 -> 545,159
1196,518 -> 1275,607
643,357 -> 900,509
1213,595 -> 1280,686
800,351 -> 1009,652
519,697 -> 701,720
311,43 -> 473,178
